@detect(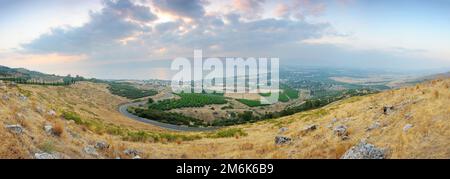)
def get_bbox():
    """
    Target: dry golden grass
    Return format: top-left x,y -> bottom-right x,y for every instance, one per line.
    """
0,78 -> 449,159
